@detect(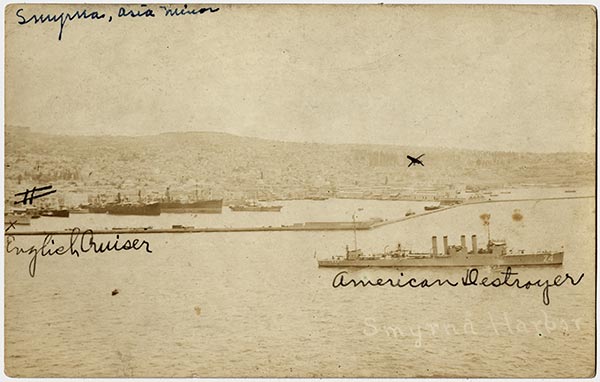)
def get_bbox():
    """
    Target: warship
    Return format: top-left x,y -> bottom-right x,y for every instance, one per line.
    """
318,234 -> 564,268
